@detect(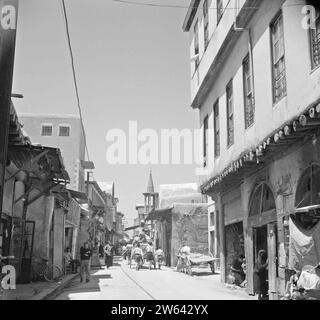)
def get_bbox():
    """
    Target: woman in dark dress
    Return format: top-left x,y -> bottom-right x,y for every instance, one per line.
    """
254,249 -> 268,300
